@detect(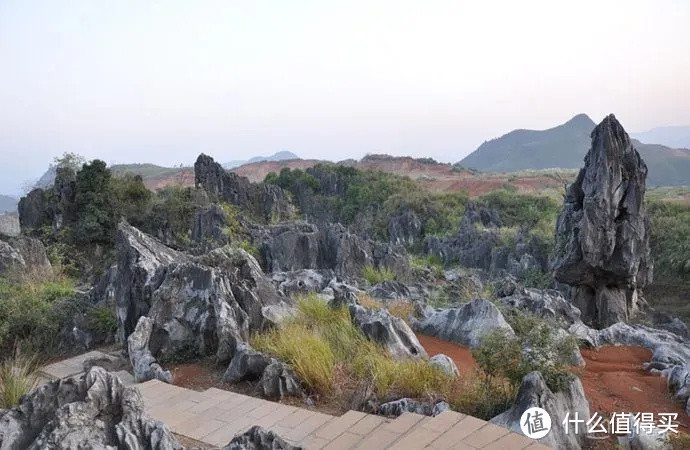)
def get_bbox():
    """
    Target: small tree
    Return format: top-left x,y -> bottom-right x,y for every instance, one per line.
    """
73,160 -> 117,245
